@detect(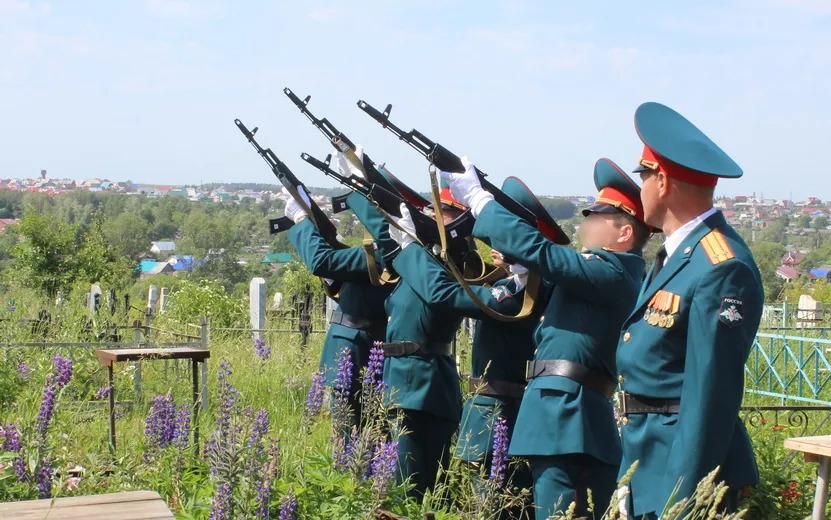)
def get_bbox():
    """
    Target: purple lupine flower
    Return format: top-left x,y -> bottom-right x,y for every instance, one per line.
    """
253,338 -> 271,360
363,344 -> 385,389
145,394 -> 176,458
17,363 -> 30,379
94,386 -> 111,400
216,361 -> 239,440
253,439 -> 281,518
12,458 -> 28,482
1,424 -> 22,452
489,415 -> 510,486
278,489 -> 298,520
253,473 -> 271,519
35,356 -> 74,438
304,371 -> 326,419
53,355 -> 73,387
249,409 -> 269,448
173,406 -> 191,449
208,482 -> 233,520
332,427 -> 360,472
36,462 -> 54,498
369,440 -> 399,496
333,347 -> 353,394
